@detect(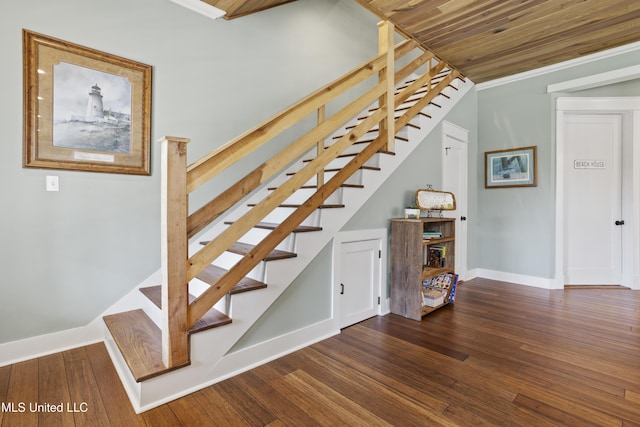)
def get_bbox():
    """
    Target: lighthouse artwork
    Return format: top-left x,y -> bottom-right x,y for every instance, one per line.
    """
52,61 -> 132,154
